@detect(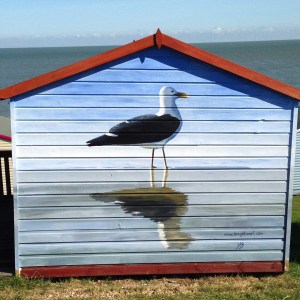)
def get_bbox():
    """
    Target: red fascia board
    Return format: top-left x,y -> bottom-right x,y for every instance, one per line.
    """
0,30 -> 299,101
161,33 -> 300,101
20,261 -> 284,278
0,35 -> 155,100
0,134 -> 11,141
